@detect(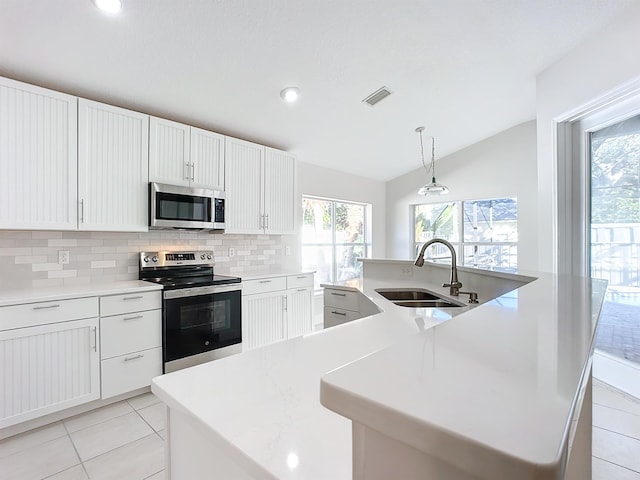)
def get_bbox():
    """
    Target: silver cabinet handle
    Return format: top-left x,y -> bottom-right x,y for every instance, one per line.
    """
79,199 -> 84,223
123,315 -> 144,321
331,311 -> 346,316
297,288 -> 307,292
91,326 -> 97,352
297,276 -> 307,279
259,280 -> 272,284
283,295 -> 287,312
260,214 -> 265,229
124,354 -> 144,362
330,292 -> 346,297
265,213 -> 269,229
123,296 -> 144,301
184,162 -> 190,180
191,162 -> 195,181
33,304 -> 61,310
